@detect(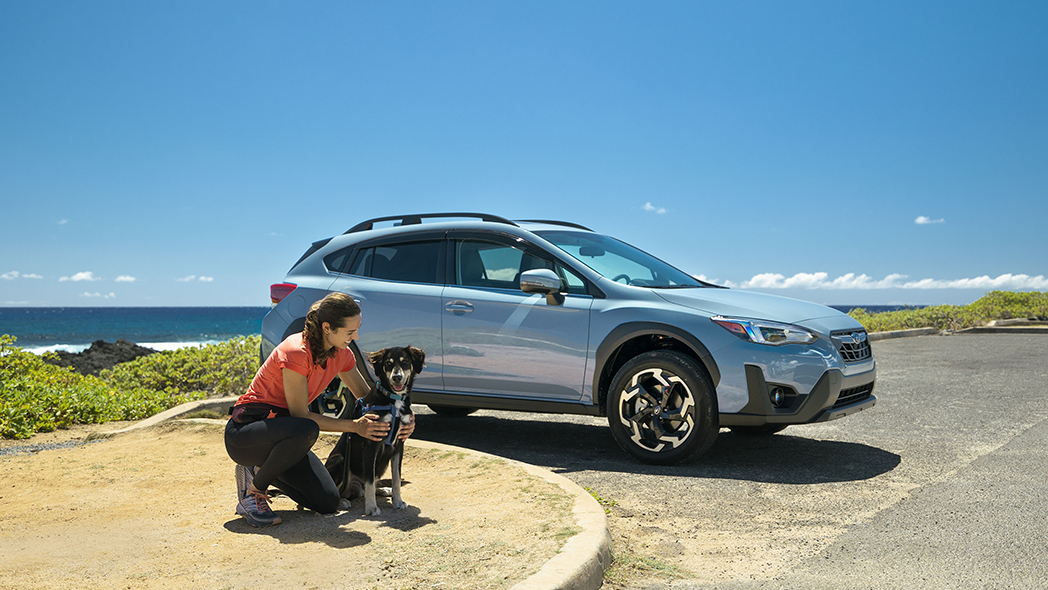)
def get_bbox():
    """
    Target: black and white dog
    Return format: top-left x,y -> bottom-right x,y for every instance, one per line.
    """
325,346 -> 424,516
